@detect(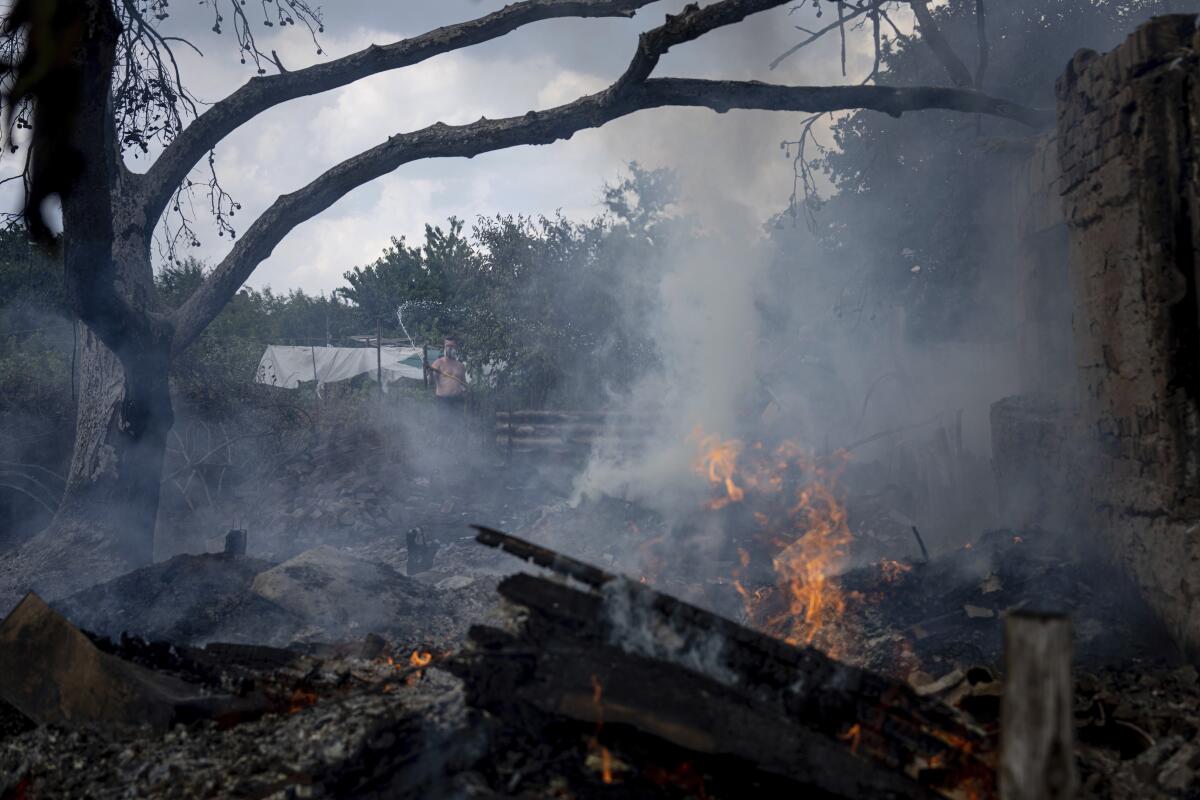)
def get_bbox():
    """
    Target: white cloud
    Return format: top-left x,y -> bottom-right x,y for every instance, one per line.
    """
536,70 -> 609,107
262,177 -> 441,290
1,1 -> 906,296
